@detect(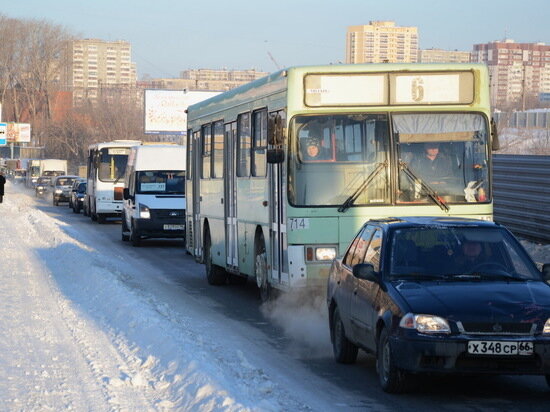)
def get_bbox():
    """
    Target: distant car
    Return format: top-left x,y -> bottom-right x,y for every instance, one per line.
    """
35,176 -> 52,197
68,178 -> 86,209
327,216 -> 550,393
70,181 -> 86,213
52,175 -> 80,206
